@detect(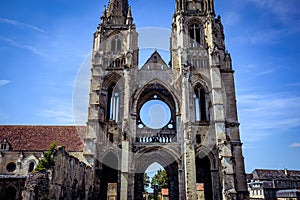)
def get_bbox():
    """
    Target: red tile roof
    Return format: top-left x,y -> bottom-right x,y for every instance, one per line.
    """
161,188 -> 168,196
0,125 -> 86,152
196,183 -> 204,191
